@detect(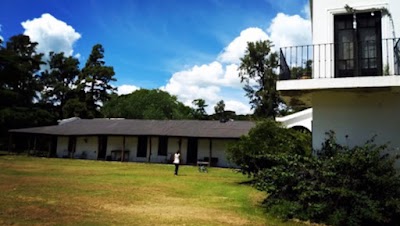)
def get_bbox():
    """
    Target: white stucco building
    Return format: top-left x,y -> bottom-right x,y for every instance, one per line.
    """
9,118 -> 255,168
278,0 -> 400,154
